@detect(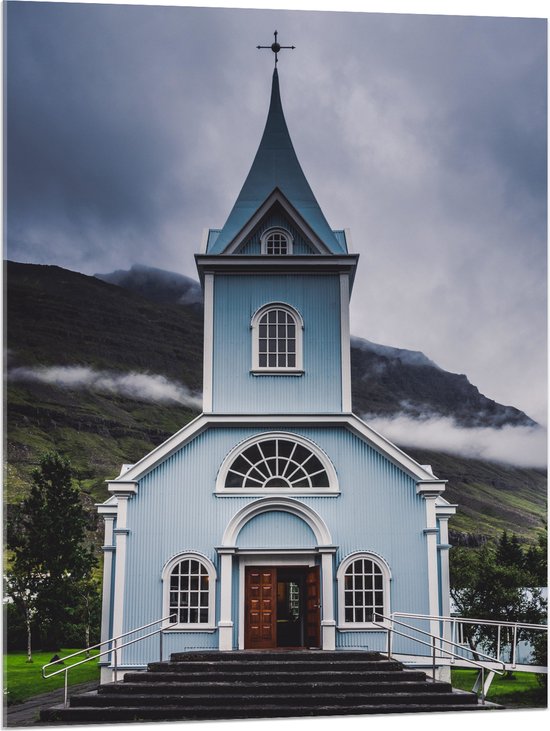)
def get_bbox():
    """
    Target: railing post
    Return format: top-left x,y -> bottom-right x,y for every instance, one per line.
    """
387,627 -> 392,659
113,638 -> 118,683
64,669 -> 69,709
511,625 -> 517,668
481,667 -> 485,705
497,624 -> 501,661
159,627 -> 163,662
432,635 -> 436,681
